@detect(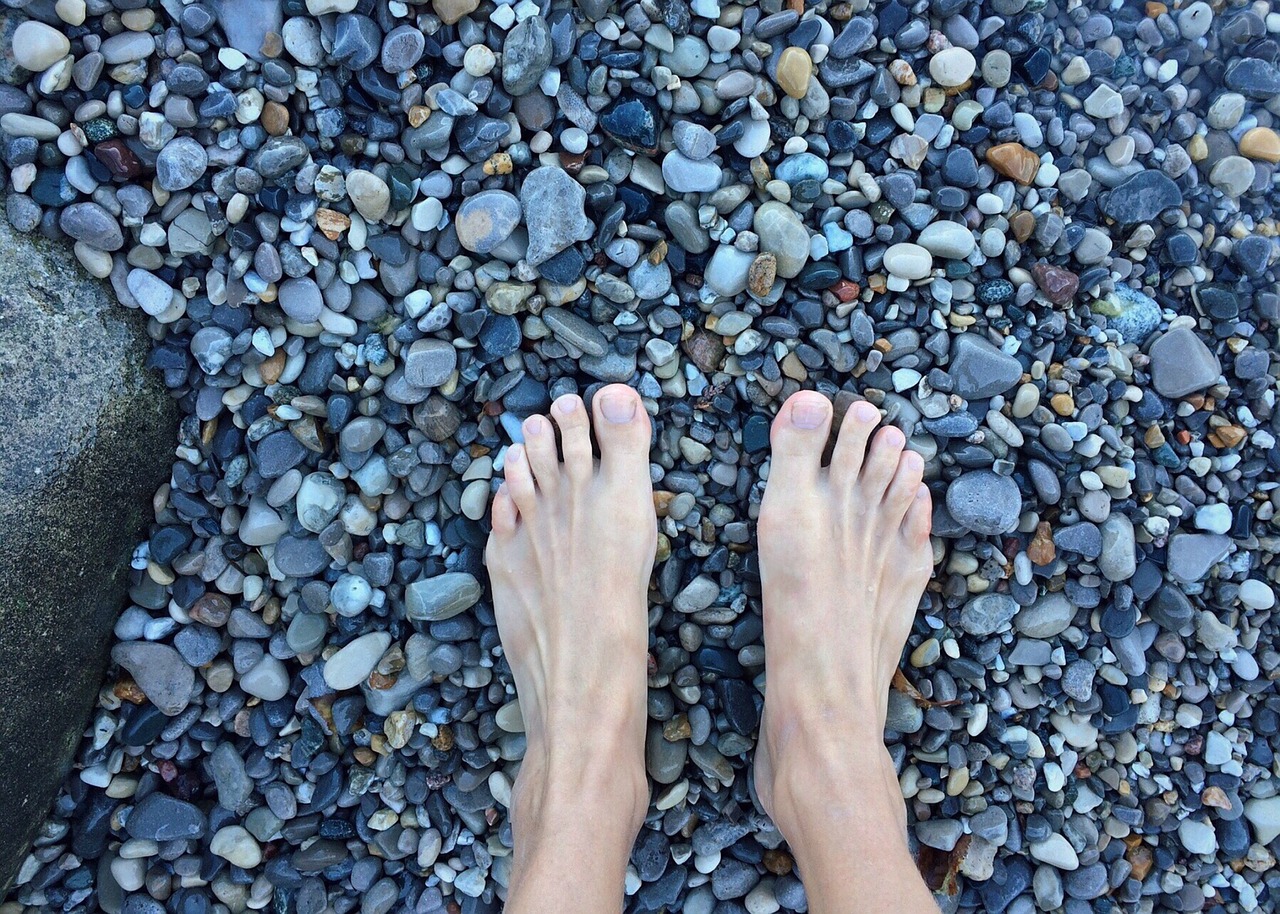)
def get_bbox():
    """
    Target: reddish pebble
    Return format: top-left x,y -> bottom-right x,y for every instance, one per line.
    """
1031,263 -> 1080,305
